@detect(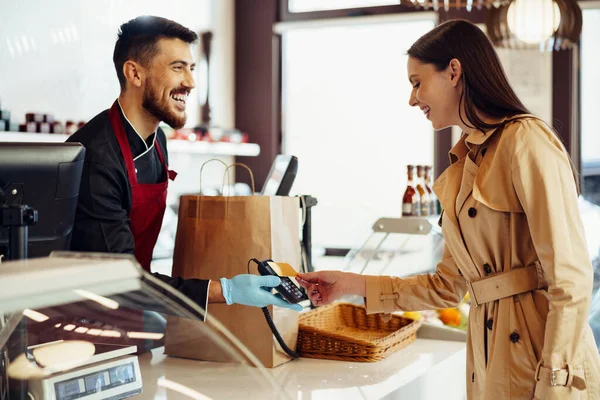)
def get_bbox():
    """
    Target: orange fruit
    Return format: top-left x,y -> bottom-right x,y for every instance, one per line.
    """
438,308 -> 461,326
